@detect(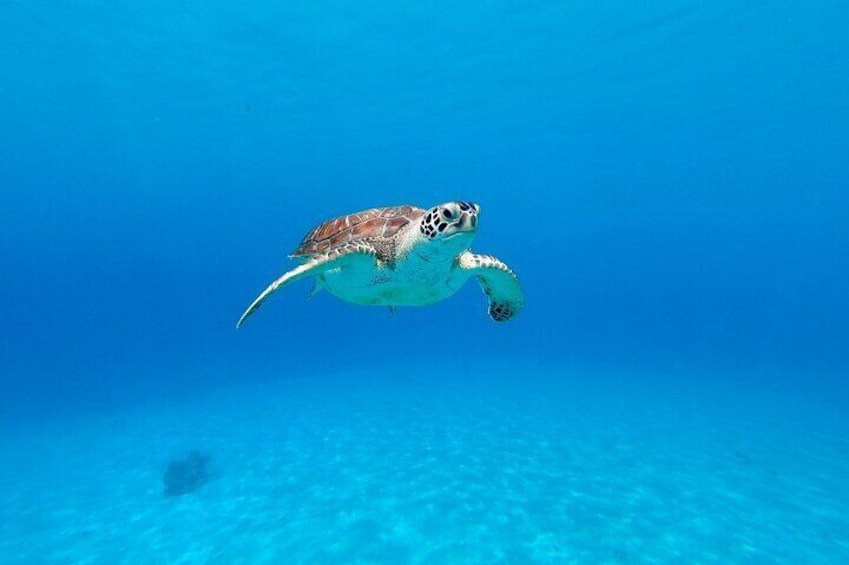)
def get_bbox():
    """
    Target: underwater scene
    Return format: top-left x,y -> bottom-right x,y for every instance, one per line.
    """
1,1 -> 847,563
